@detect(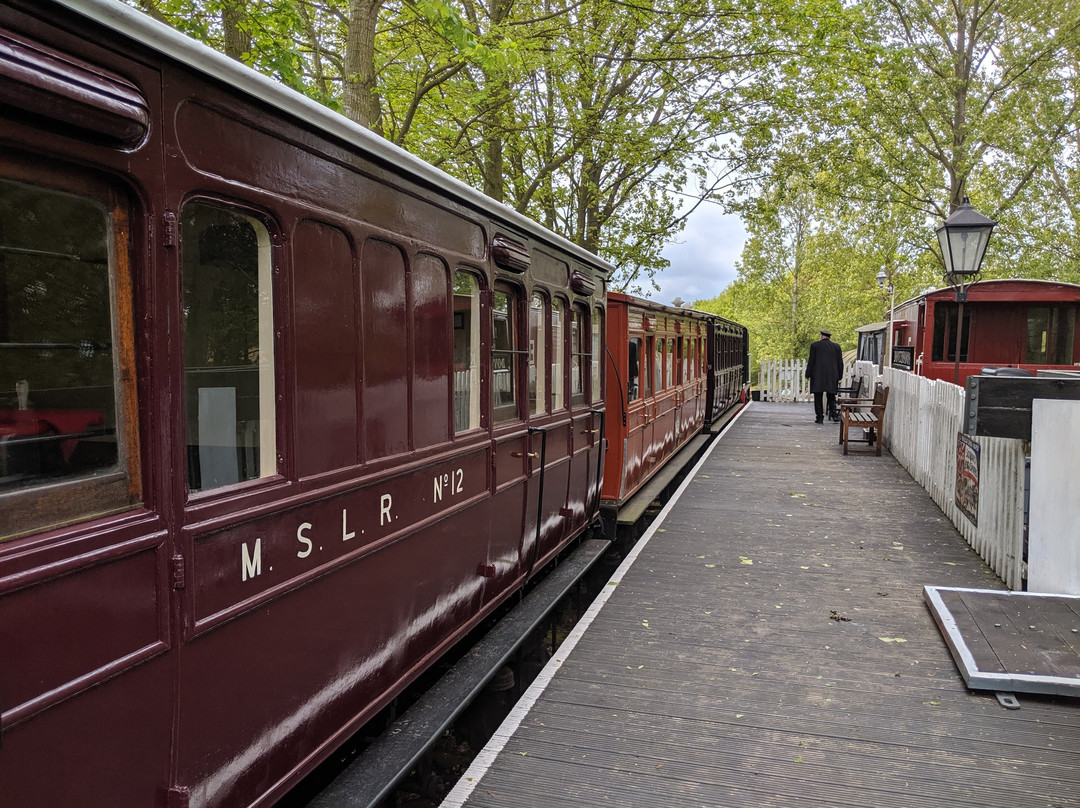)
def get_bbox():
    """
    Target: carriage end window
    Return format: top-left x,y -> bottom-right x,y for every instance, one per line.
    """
182,203 -> 276,493
0,175 -> 140,540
